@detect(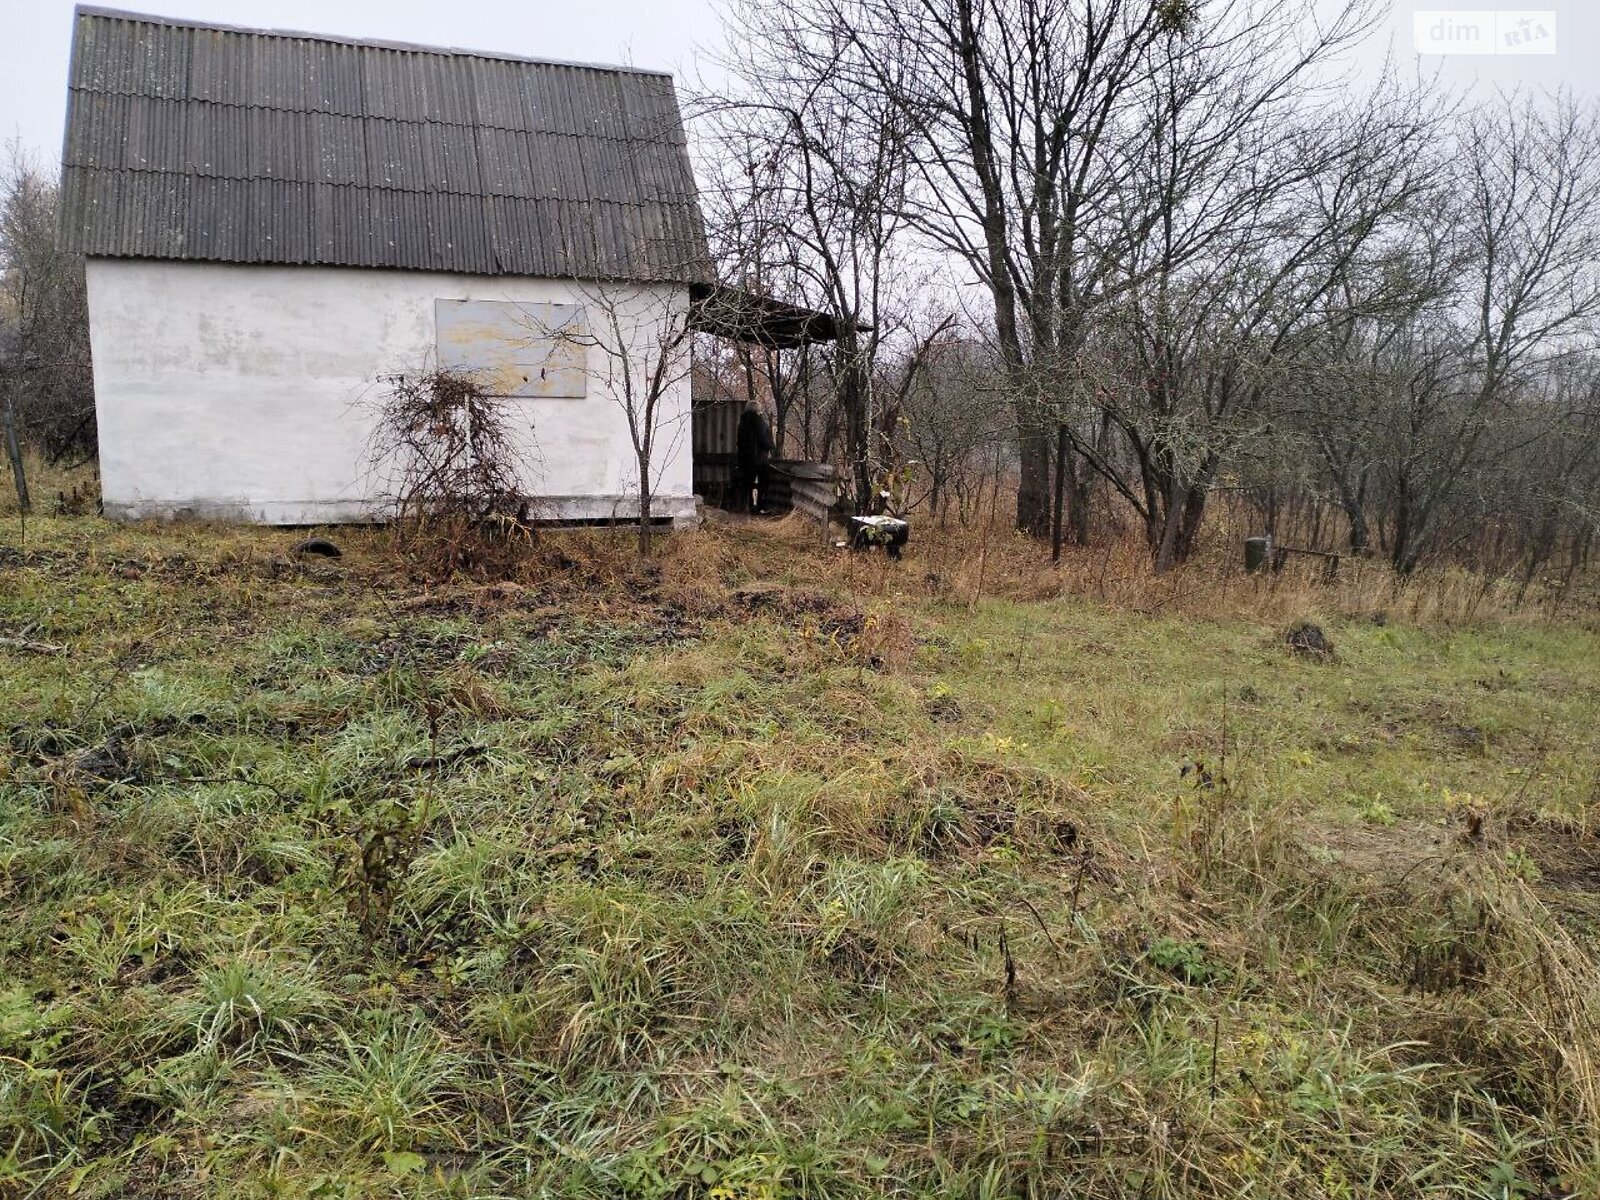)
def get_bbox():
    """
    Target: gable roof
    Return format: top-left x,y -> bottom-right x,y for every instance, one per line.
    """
59,6 -> 712,282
